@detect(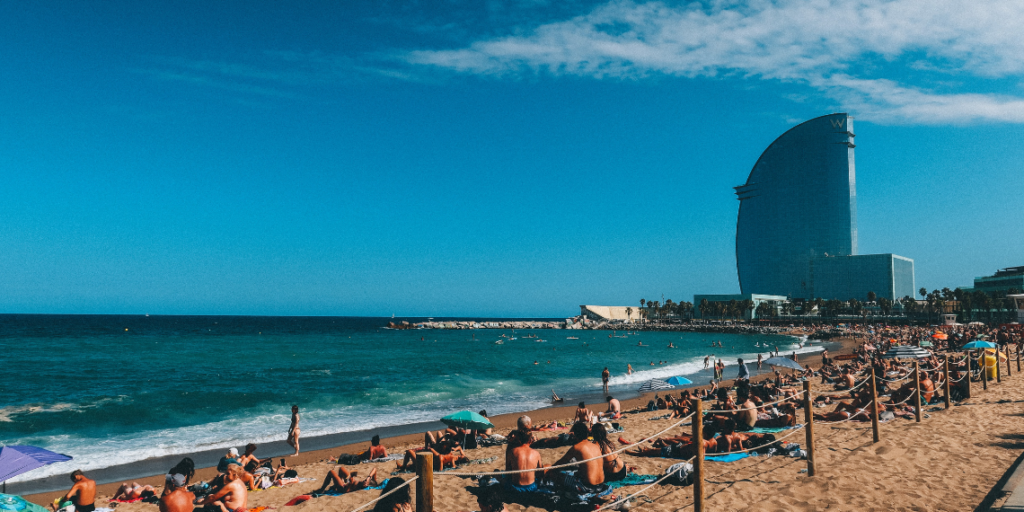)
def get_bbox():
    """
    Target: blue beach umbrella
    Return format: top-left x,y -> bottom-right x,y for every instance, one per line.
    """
0,446 -> 72,493
962,340 -> 997,350
666,376 -> 693,386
